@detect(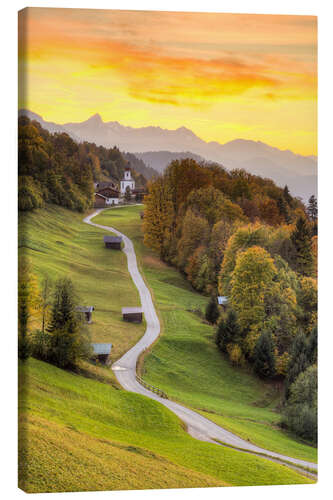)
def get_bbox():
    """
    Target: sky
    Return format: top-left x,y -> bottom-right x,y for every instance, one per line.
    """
18,8 -> 317,156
